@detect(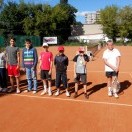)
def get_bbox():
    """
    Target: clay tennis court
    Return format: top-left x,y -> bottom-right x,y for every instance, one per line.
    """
0,45 -> 132,132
